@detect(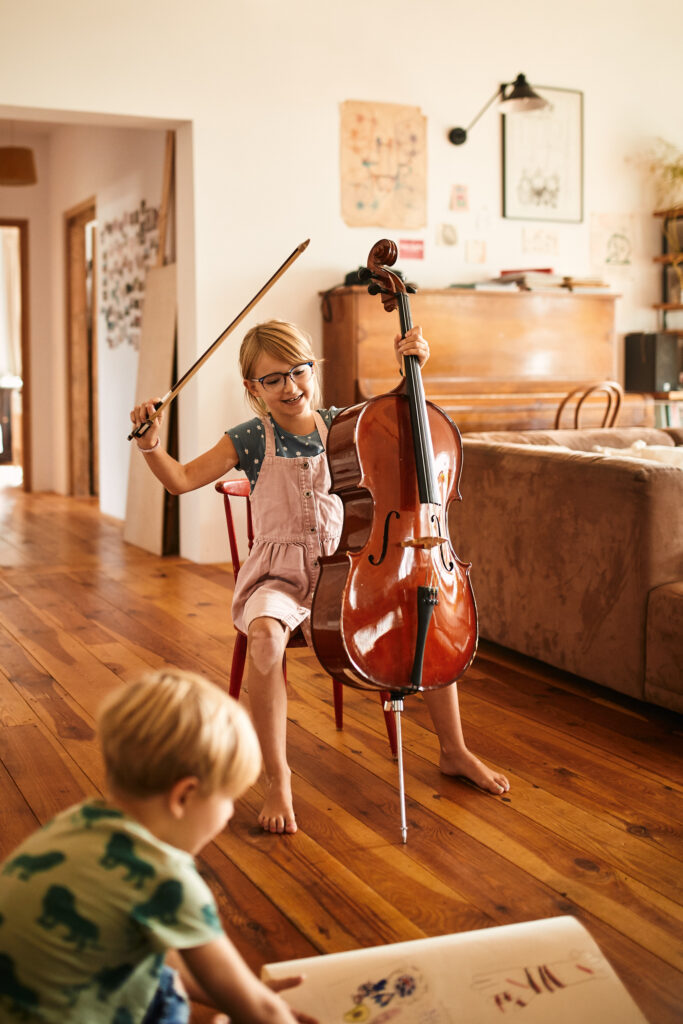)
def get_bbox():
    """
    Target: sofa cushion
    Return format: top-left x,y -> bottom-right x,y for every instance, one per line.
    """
462,427 -> 676,452
593,442 -> 683,468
